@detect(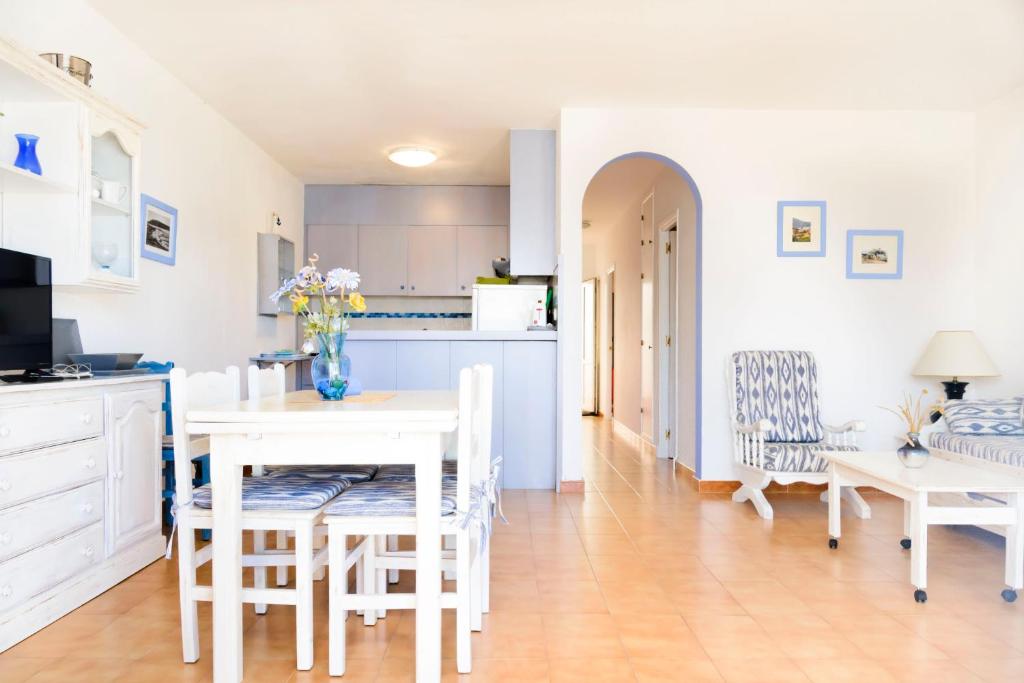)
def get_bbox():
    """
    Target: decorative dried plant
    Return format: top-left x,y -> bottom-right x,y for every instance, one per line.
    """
881,390 -> 943,442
